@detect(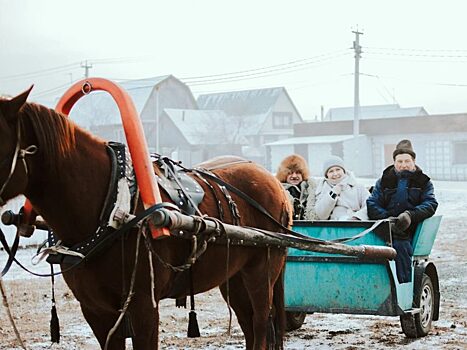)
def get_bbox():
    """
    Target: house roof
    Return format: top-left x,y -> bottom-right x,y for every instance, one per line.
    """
265,135 -> 357,146
197,87 -> 286,116
70,75 -> 172,127
295,113 -> 467,137
163,108 -> 248,145
325,104 -> 428,121
118,76 -> 171,112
